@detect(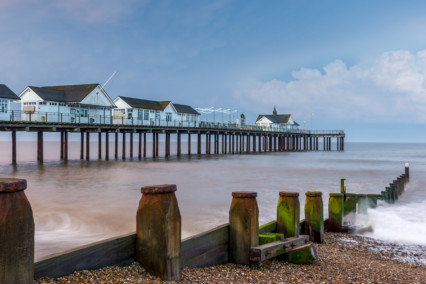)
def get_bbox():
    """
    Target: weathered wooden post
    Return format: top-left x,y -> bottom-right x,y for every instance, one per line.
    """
405,162 -> 410,179
277,192 -> 300,237
229,191 -> 259,265
0,178 -> 34,284
367,194 -> 379,208
12,130 -> 17,165
304,191 -> 324,243
340,178 -> 346,194
328,193 -> 344,232
357,194 -> 368,214
344,193 -> 357,216
136,184 -> 181,281
389,184 -> 396,204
